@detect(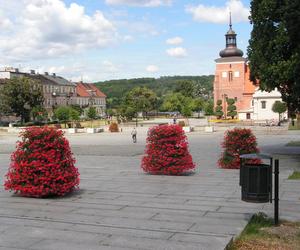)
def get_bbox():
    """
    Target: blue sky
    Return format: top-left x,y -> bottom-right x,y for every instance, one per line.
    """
0,0 -> 251,82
